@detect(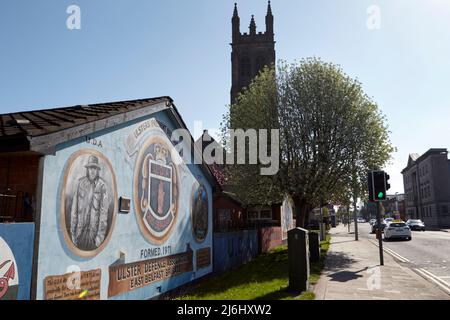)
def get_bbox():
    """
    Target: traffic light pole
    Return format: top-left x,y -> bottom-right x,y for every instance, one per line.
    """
376,201 -> 384,266
353,200 -> 359,241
